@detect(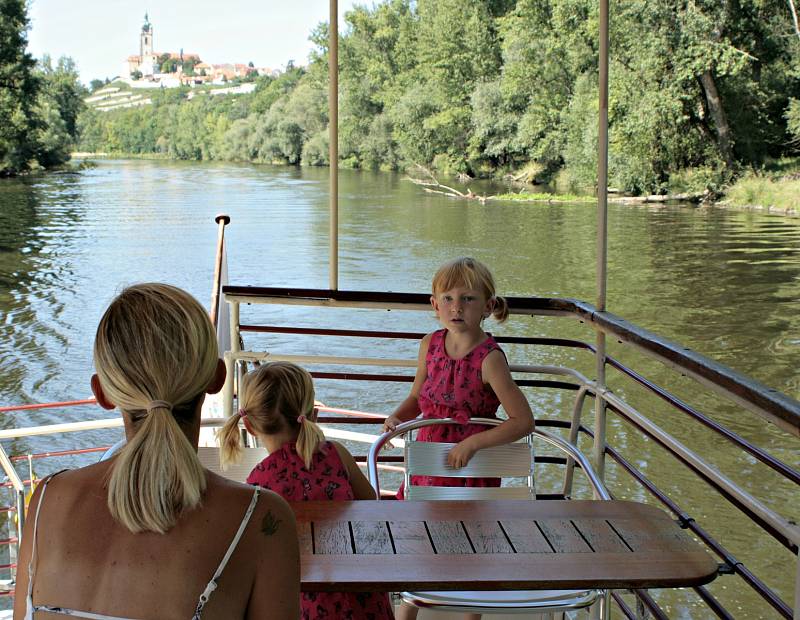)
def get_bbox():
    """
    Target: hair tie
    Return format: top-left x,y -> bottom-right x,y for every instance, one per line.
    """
146,400 -> 172,412
297,414 -> 306,424
238,408 -> 248,419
